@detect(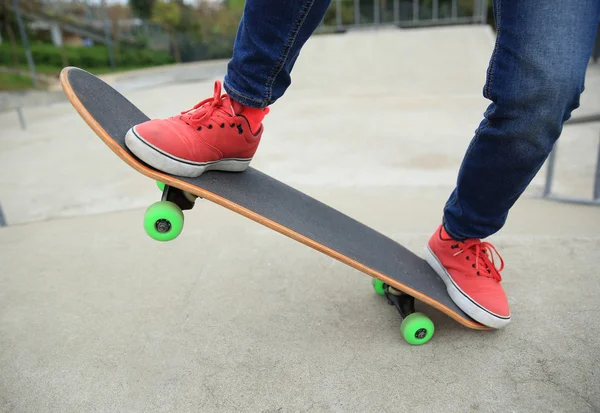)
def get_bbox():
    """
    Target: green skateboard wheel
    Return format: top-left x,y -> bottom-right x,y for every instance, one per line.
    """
400,312 -> 434,345
143,201 -> 184,241
372,278 -> 386,296
156,181 -> 166,191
